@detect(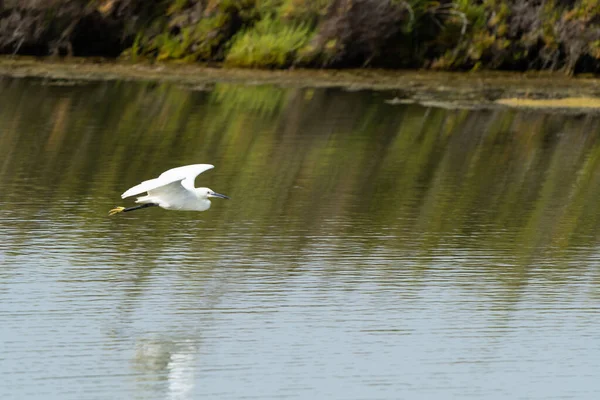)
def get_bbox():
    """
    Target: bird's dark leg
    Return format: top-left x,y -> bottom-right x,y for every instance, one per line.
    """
109,203 -> 158,216
123,203 -> 158,212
